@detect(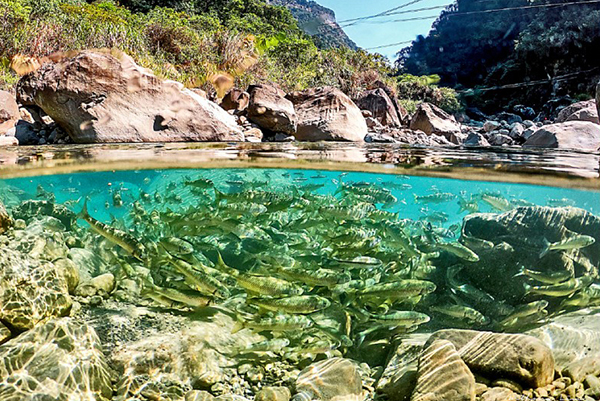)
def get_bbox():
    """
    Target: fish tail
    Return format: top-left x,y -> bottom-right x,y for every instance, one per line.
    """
413,194 -> 420,203
523,282 -> 532,294
214,189 -> 224,204
216,251 -> 238,276
512,266 -> 526,278
77,199 -> 90,220
539,238 -> 551,259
